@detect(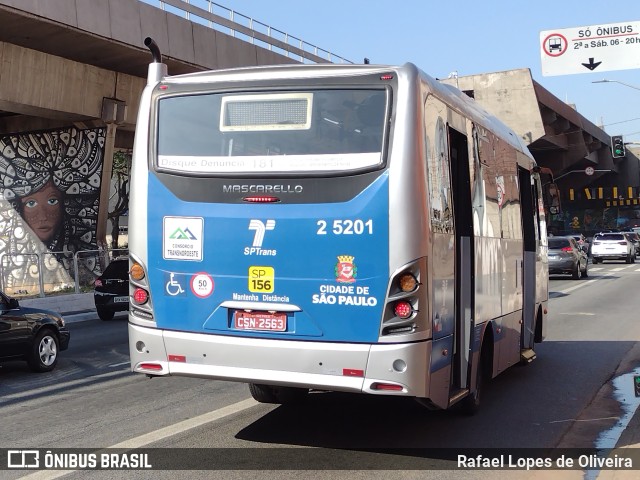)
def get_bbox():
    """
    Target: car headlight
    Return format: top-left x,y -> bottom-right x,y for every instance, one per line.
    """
56,316 -> 66,327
